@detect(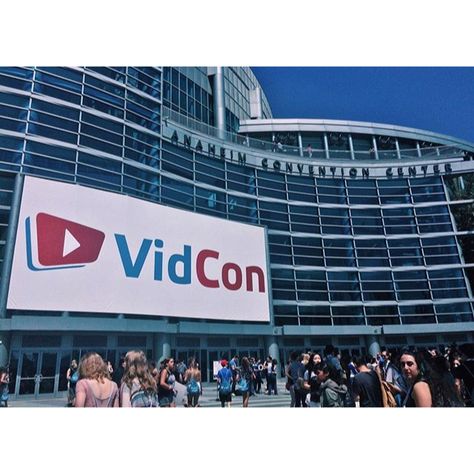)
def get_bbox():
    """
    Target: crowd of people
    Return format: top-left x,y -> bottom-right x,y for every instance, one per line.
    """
282,343 -> 474,408
1,342 -> 473,408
